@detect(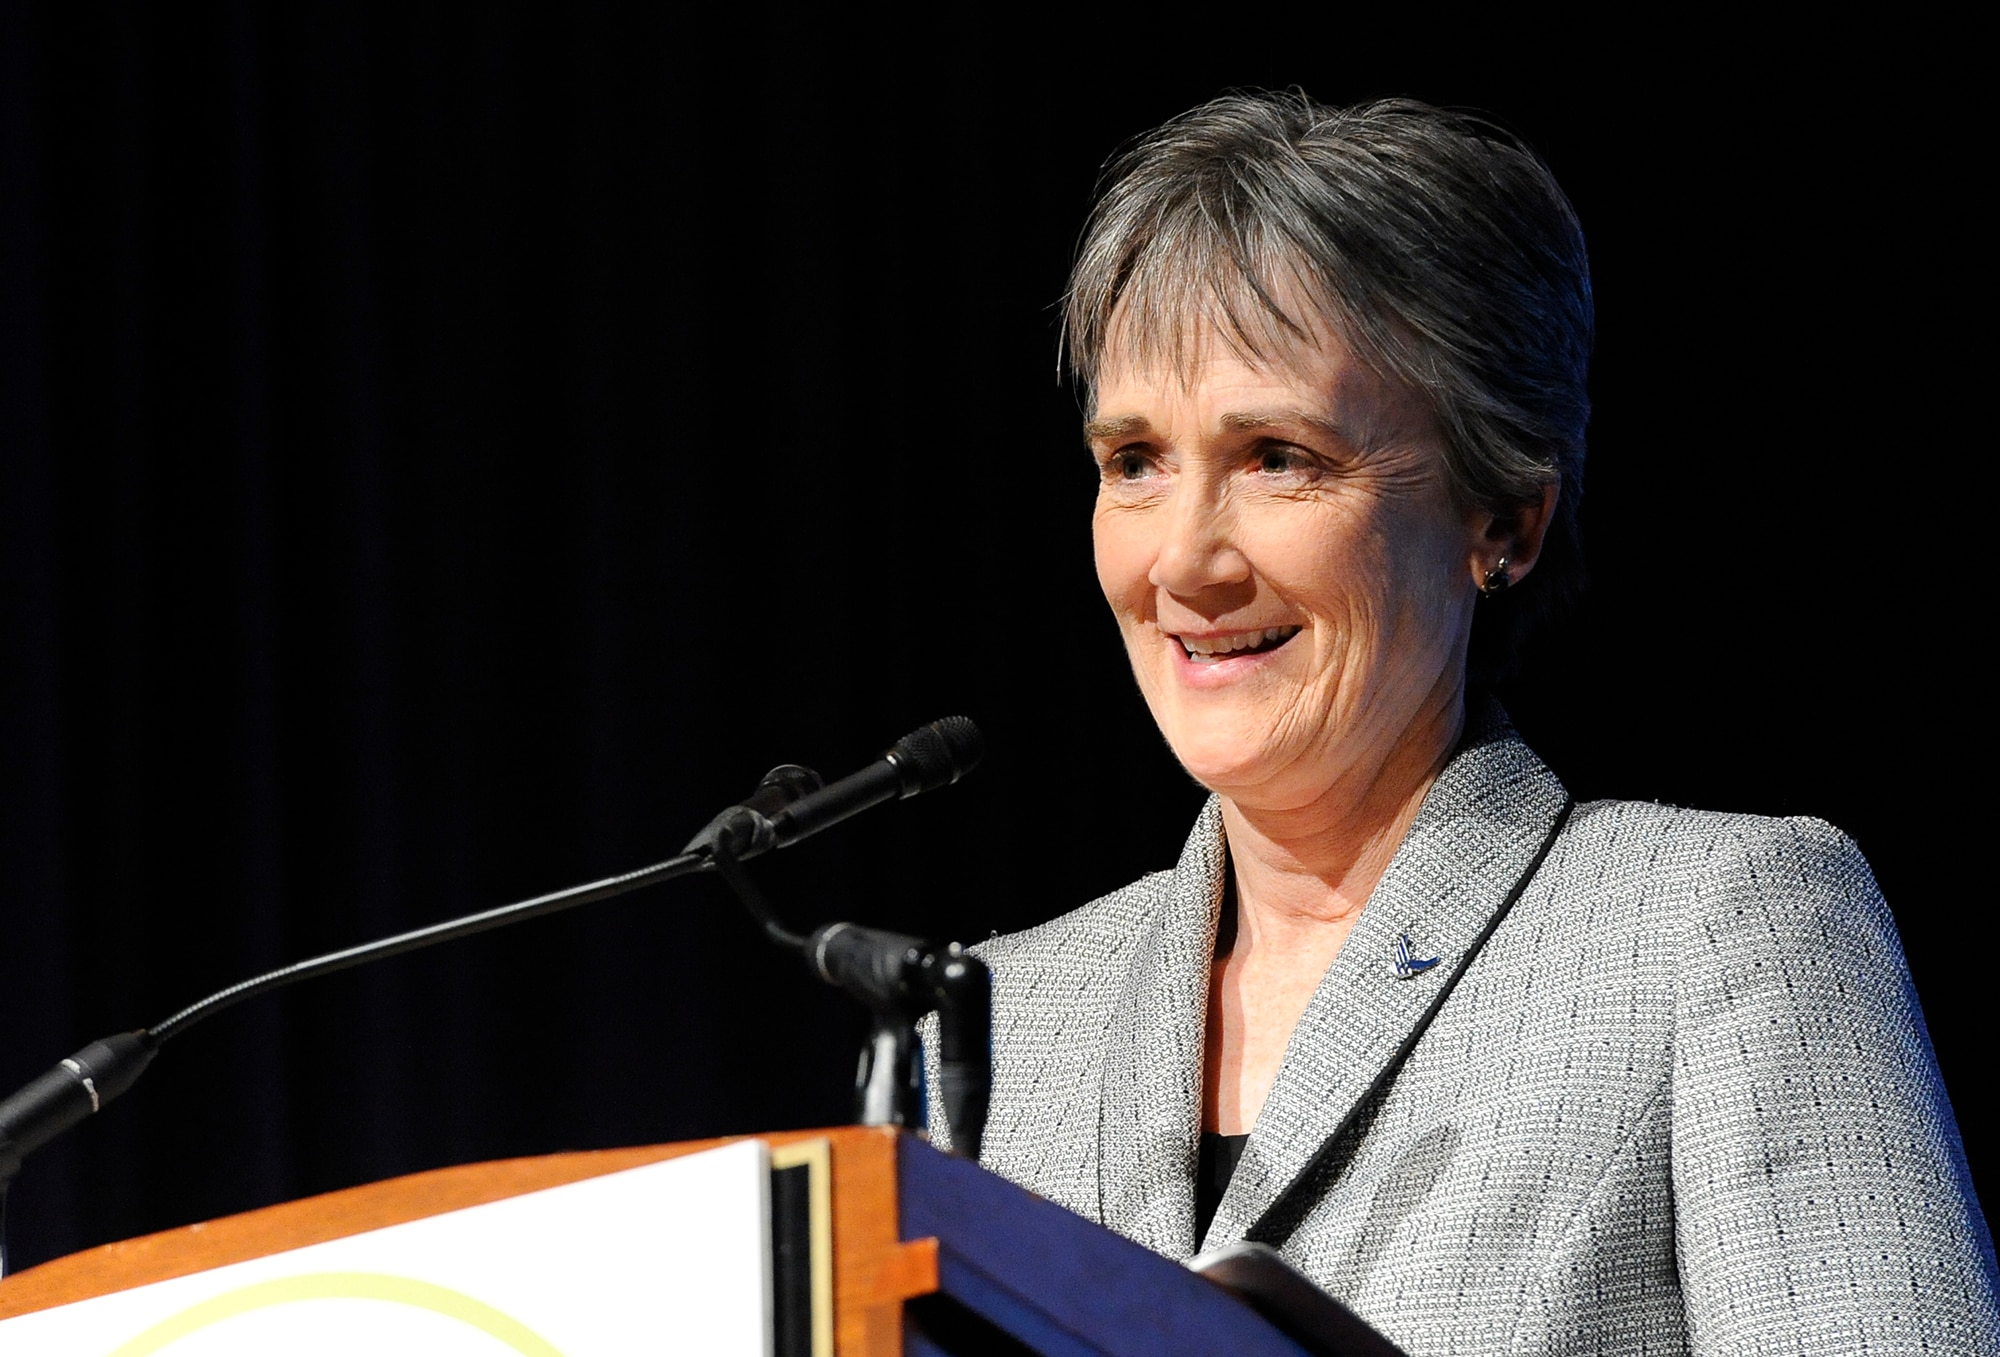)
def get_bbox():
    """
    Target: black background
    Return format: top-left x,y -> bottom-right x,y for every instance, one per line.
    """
1,9 -> 1986,1273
